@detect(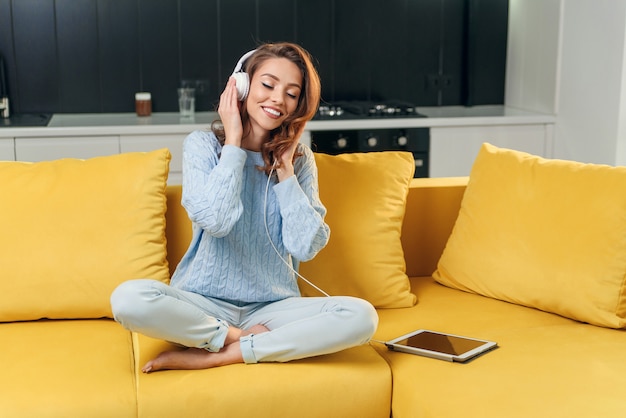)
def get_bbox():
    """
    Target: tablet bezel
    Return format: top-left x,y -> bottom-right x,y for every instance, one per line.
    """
384,329 -> 497,363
